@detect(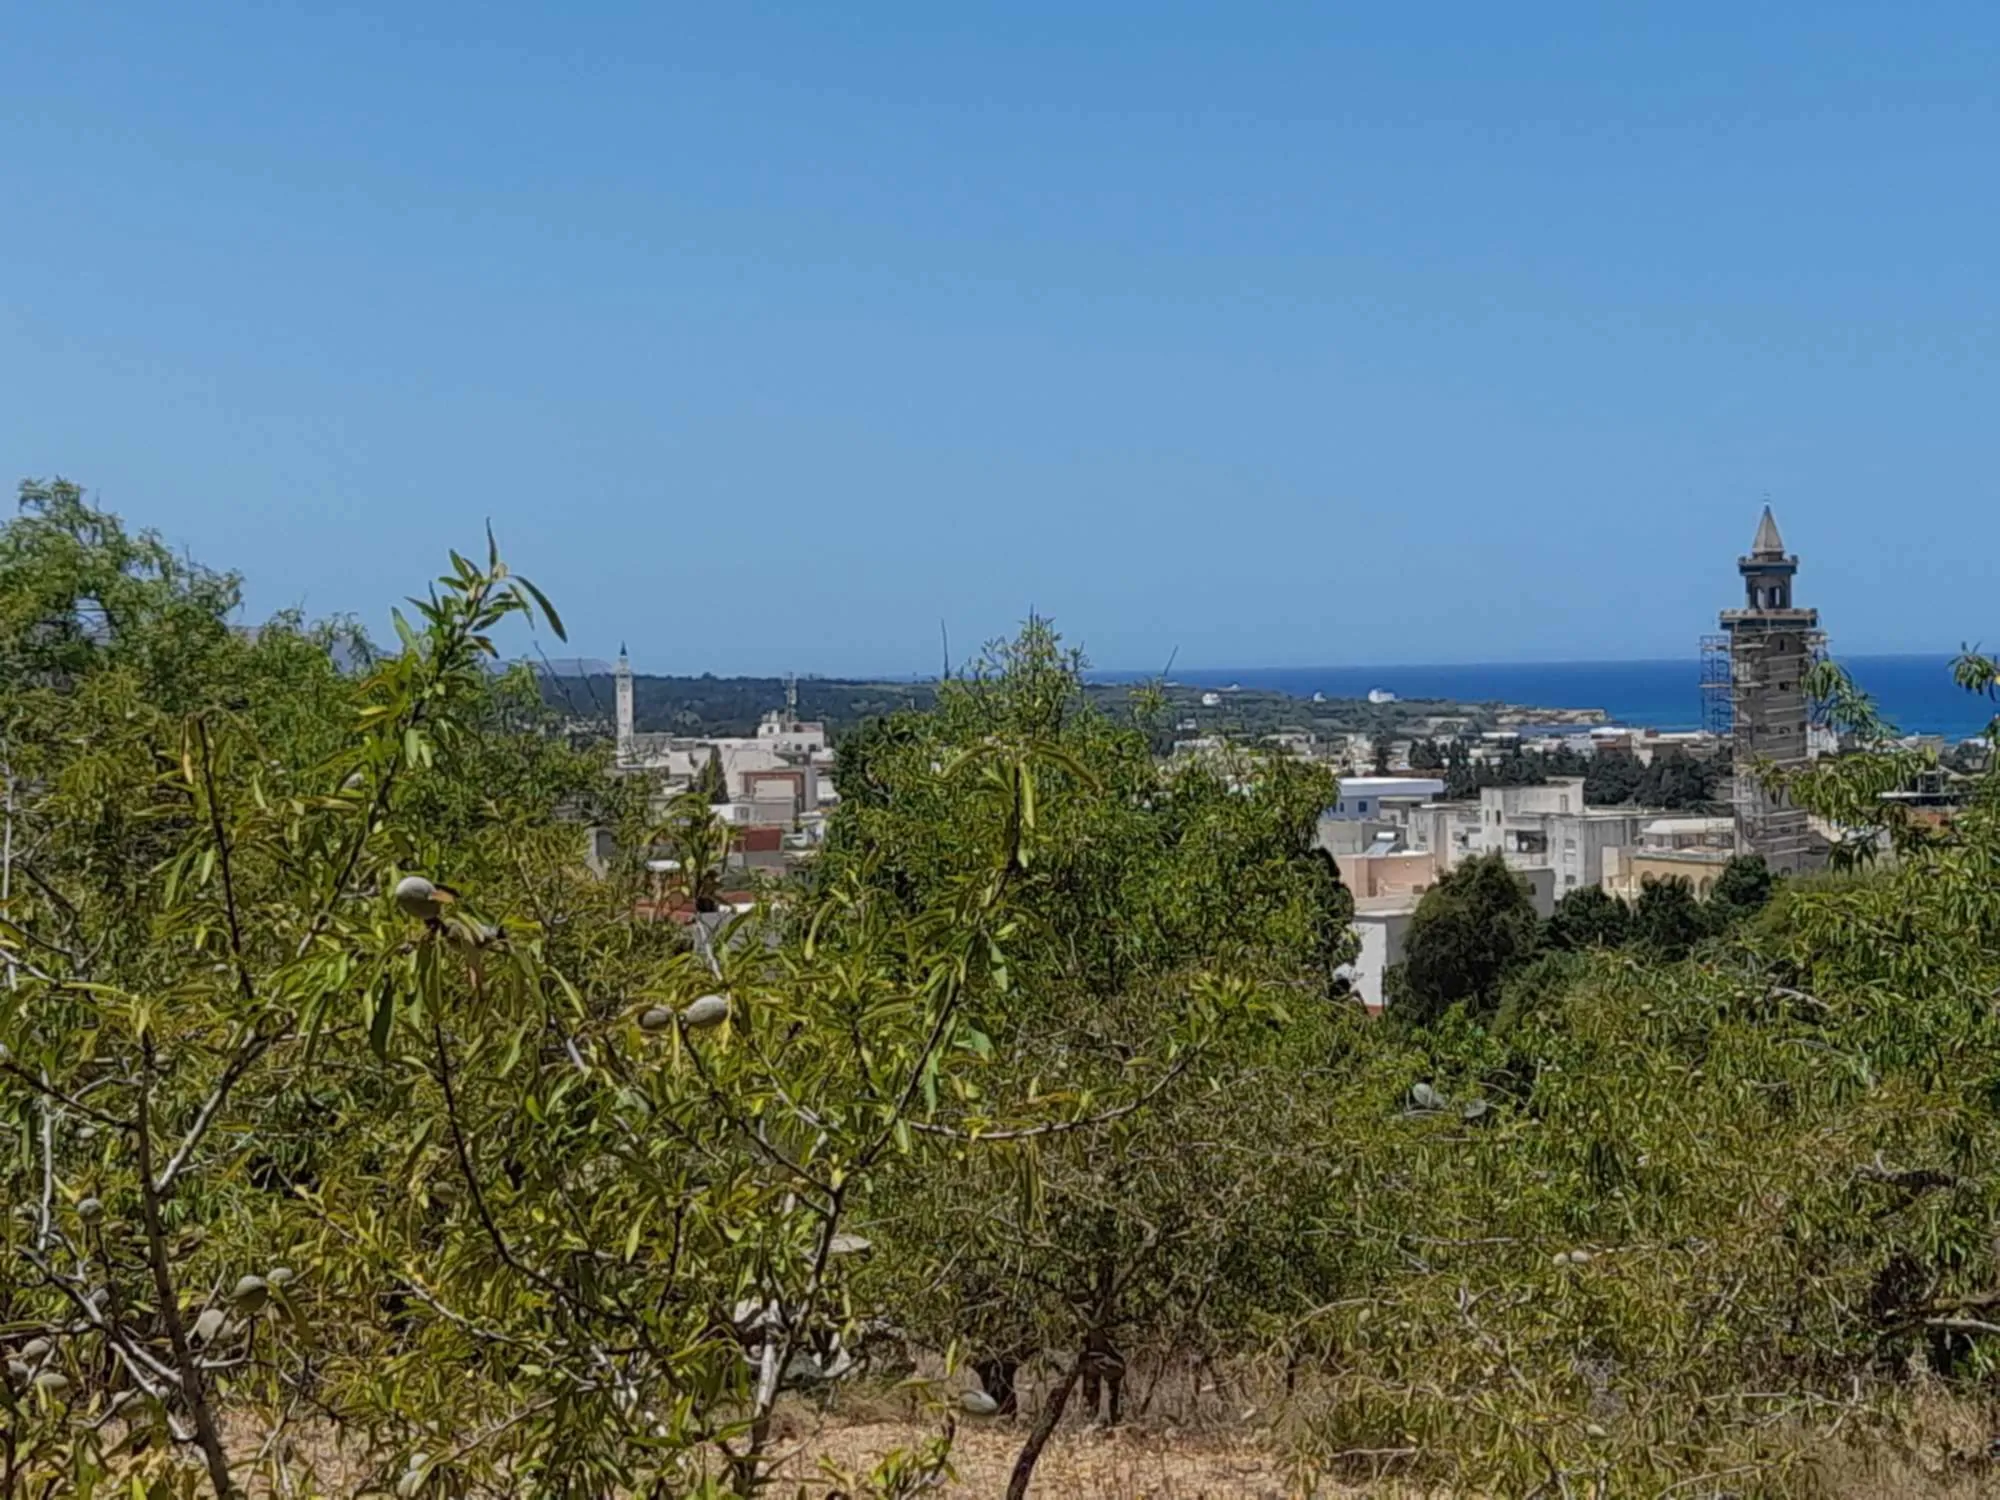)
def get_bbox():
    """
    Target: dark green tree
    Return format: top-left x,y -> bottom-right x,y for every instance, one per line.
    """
694,744 -> 729,803
1633,873 -> 1709,958
830,713 -> 917,813
1641,751 -> 1722,810
1542,883 -> 1633,951
1443,739 -> 1480,799
1542,744 -> 1591,777
1393,852 -> 1541,1026
1368,720 -> 1400,780
1585,753 -> 1644,806
1706,854 -> 1774,931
